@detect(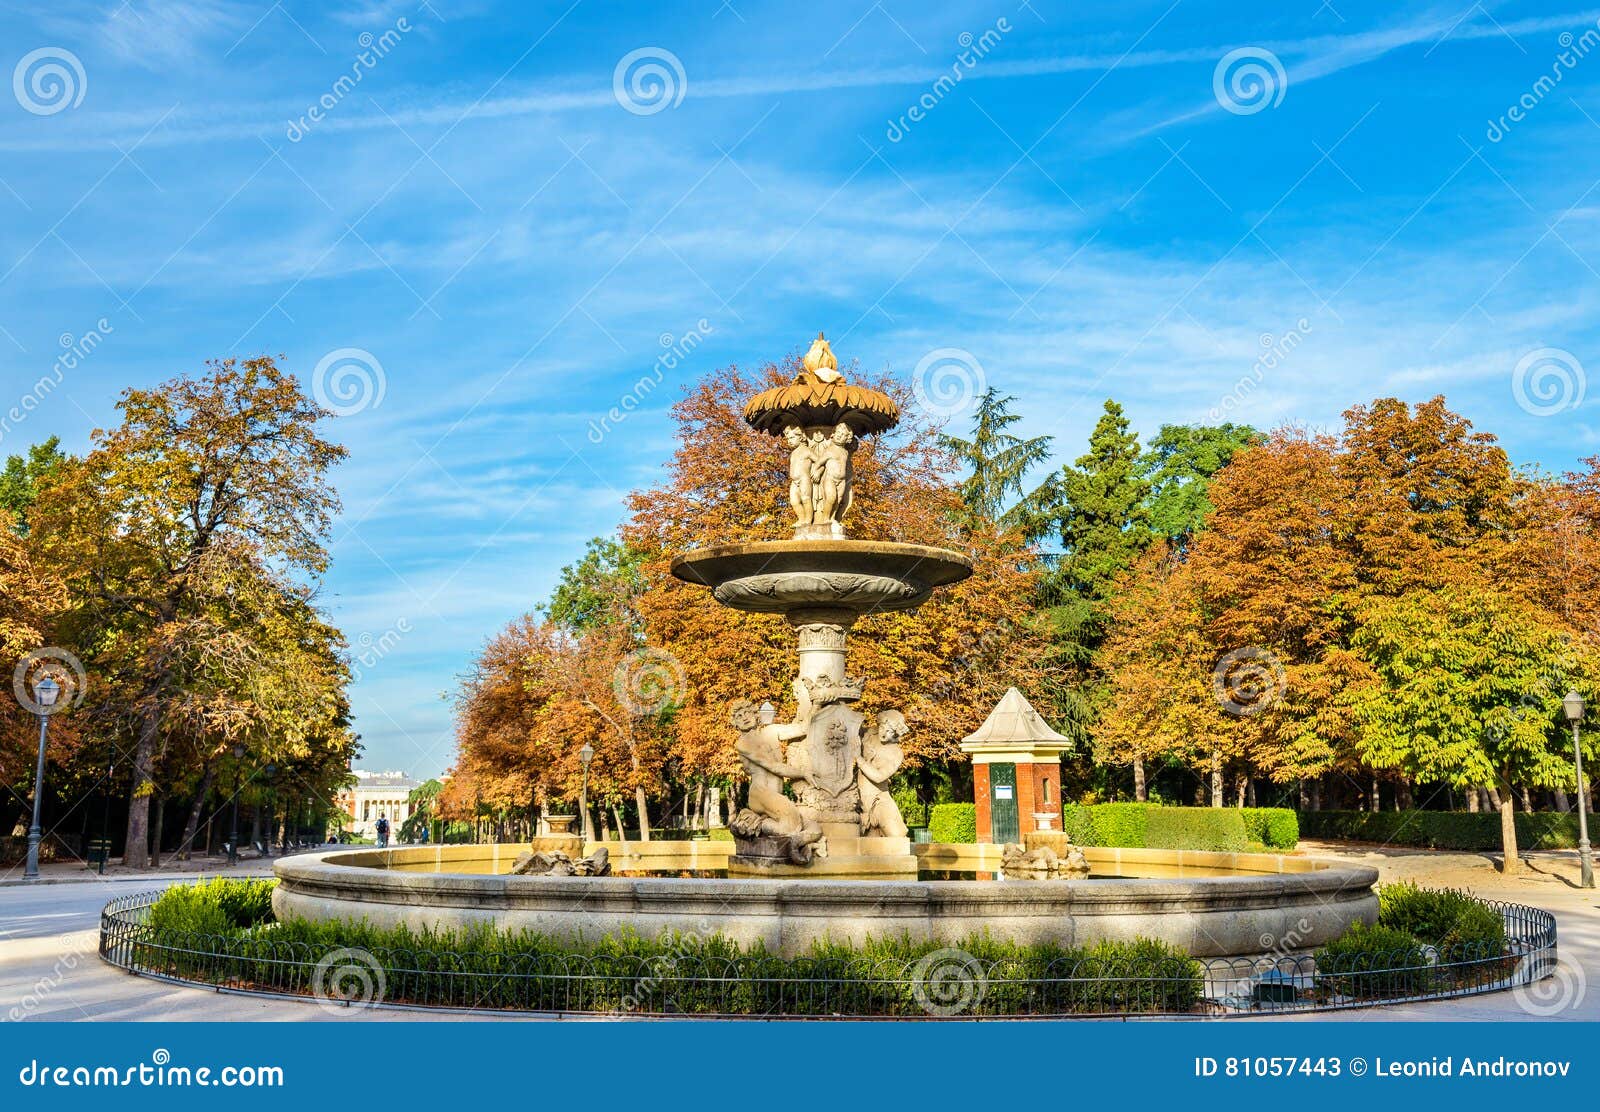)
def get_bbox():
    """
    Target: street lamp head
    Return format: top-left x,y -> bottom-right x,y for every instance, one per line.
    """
1564,690 -> 1586,725
33,675 -> 60,709
580,743 -> 595,768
